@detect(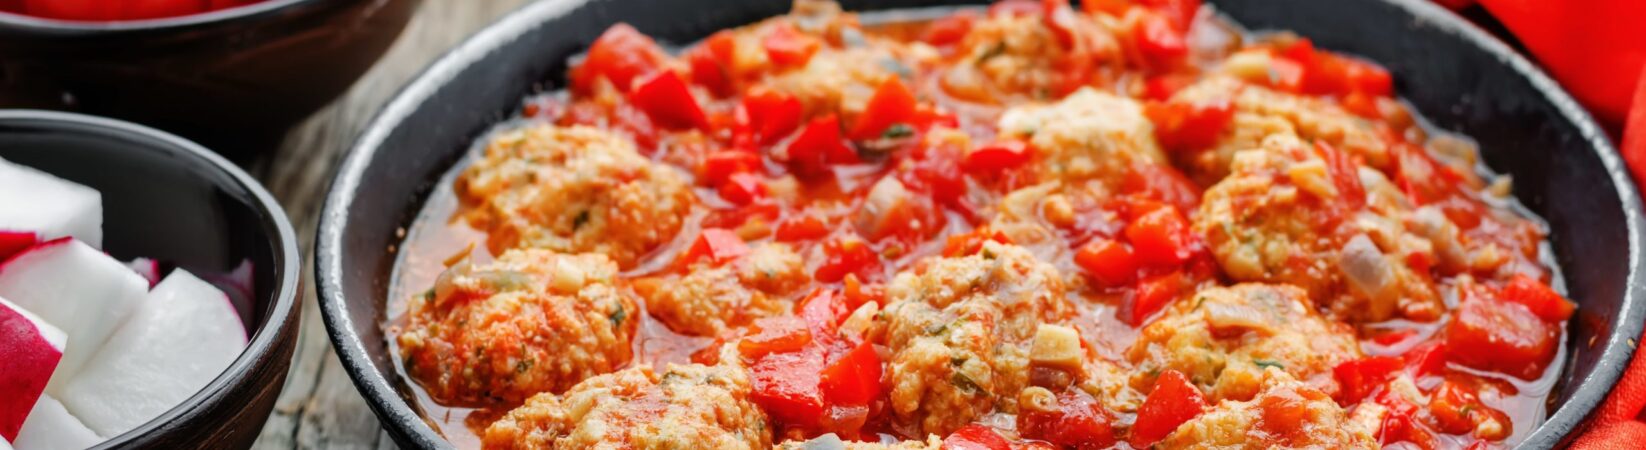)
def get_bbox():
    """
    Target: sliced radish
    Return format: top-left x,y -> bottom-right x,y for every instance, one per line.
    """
58,269 -> 247,438
11,395 -> 101,450
0,238 -> 147,394
0,158 -> 103,251
0,296 -> 66,443
125,257 -> 161,288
